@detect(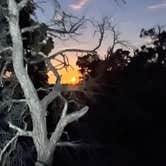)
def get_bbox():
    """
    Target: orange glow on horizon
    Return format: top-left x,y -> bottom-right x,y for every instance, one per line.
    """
47,53 -> 82,85
47,67 -> 81,85
70,76 -> 78,85
71,76 -> 76,83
